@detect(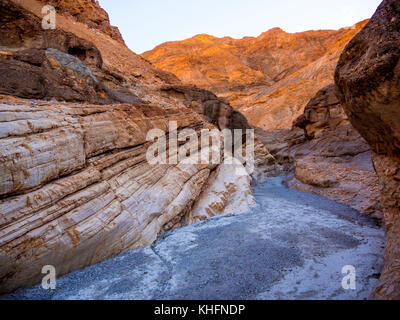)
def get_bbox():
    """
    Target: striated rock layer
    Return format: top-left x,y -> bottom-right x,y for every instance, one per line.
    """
0,0 -> 257,293
0,95 -> 255,294
335,0 -> 400,300
143,21 -> 368,130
